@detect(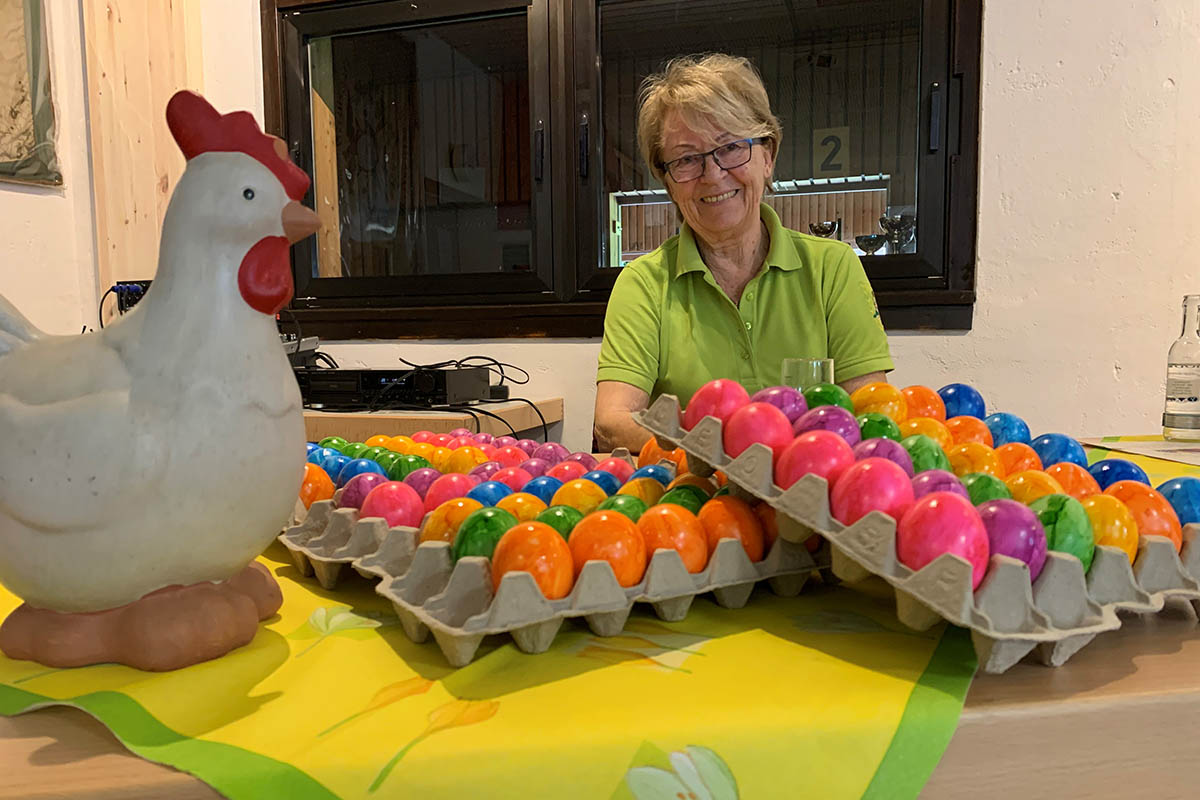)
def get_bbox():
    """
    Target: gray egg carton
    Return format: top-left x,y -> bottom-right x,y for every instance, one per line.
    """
635,394 -> 1200,674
